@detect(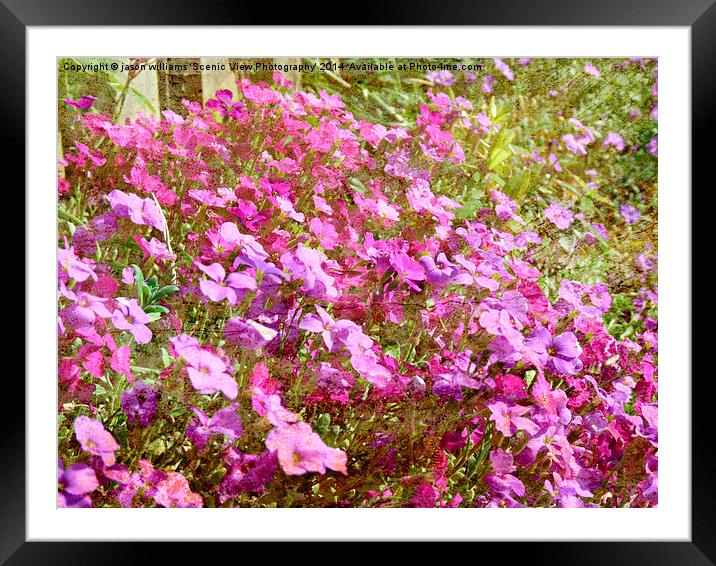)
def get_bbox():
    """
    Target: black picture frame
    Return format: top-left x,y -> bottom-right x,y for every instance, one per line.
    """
8,1 -> 709,564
